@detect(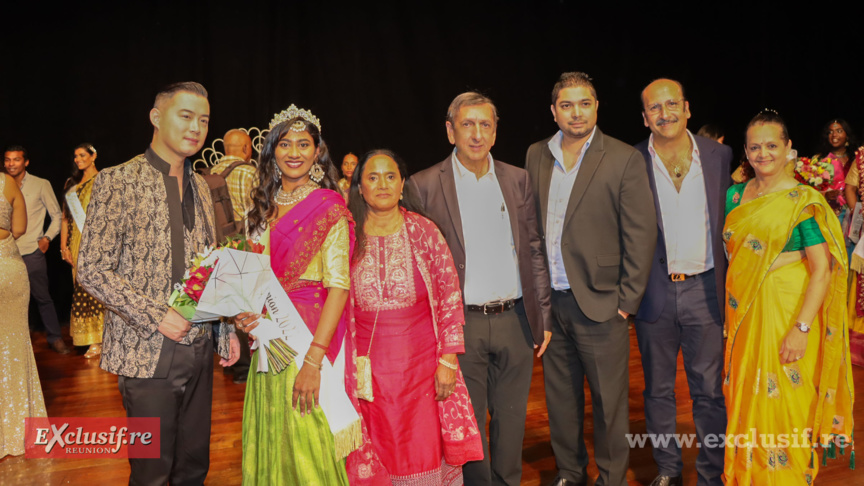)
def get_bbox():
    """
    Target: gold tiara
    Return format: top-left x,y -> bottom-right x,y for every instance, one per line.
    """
269,104 -> 321,132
